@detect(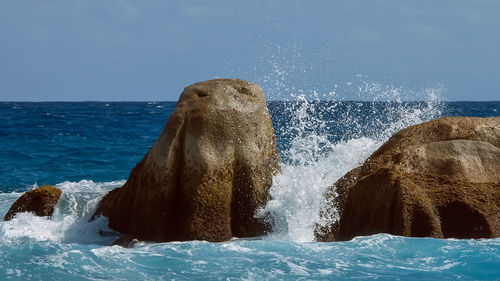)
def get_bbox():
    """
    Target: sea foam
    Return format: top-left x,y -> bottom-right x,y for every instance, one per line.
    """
259,85 -> 443,242
0,180 -> 123,245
